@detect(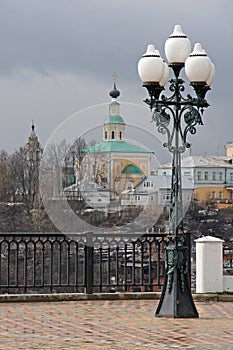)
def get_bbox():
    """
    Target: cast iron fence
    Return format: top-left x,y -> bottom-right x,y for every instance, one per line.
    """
2,232 -> 230,293
223,243 -> 233,273
0,232 -> 169,294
